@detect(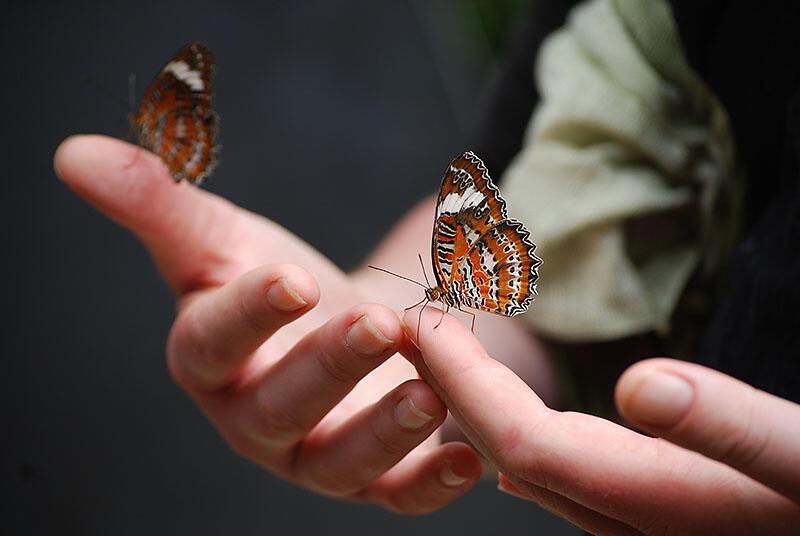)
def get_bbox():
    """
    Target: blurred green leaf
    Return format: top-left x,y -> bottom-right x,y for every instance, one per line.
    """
470,0 -> 528,56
